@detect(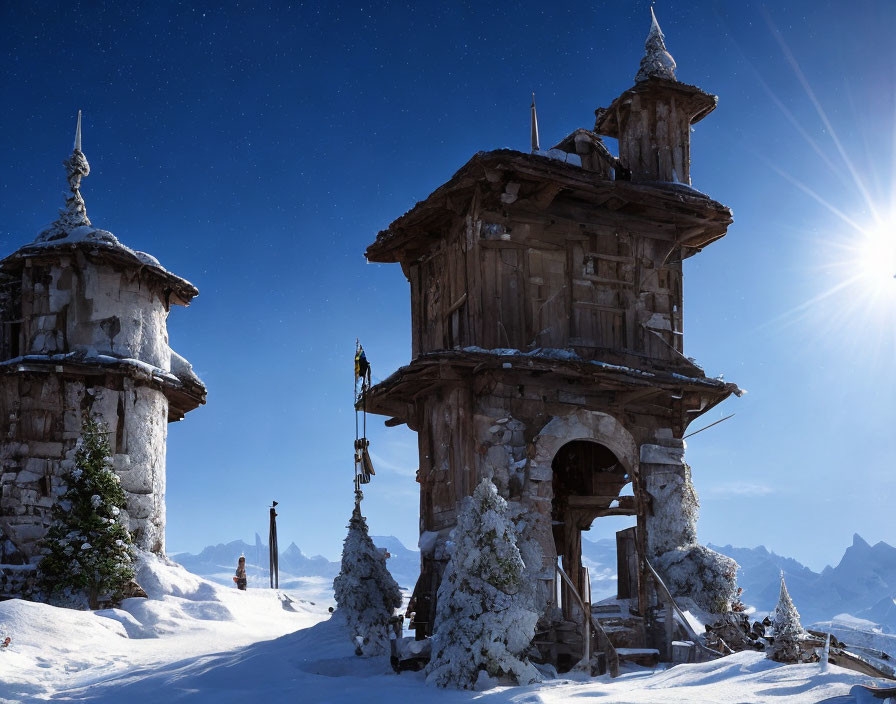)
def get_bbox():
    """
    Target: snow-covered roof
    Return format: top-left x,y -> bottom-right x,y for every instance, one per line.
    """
366,149 -> 731,264
0,351 -> 206,419
2,114 -> 199,305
